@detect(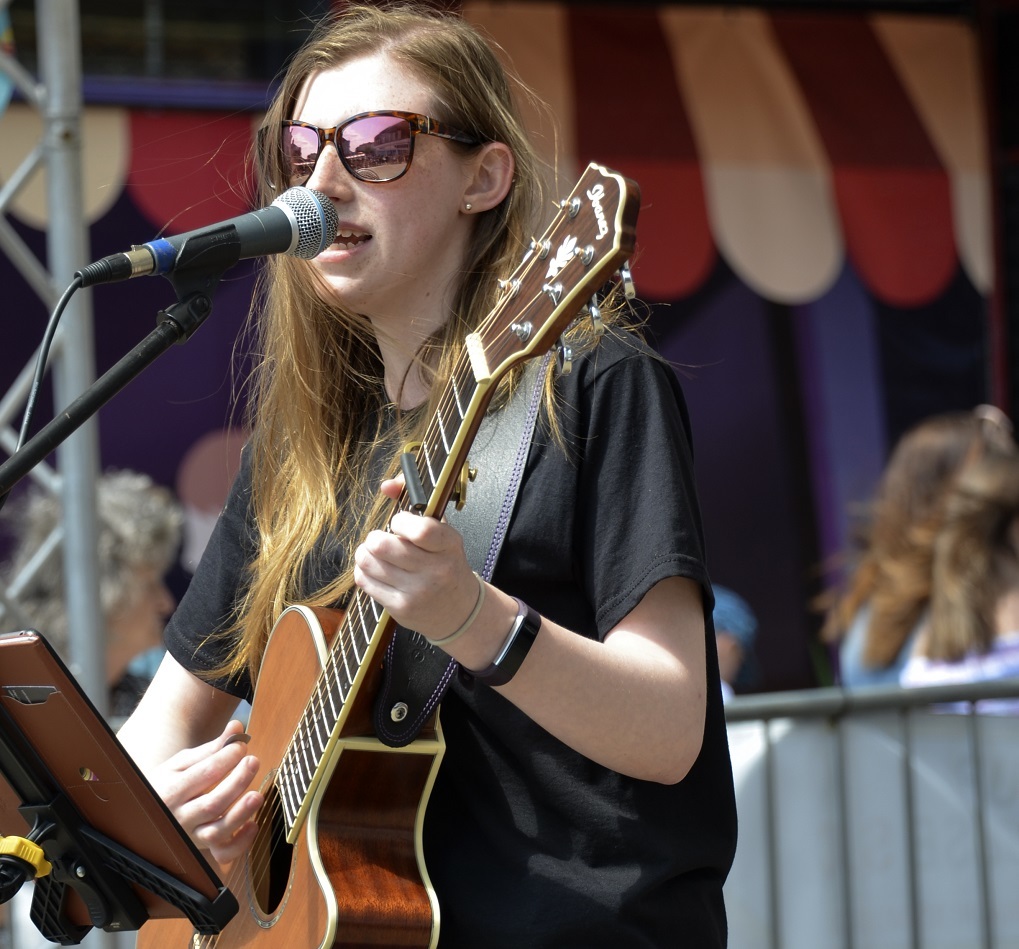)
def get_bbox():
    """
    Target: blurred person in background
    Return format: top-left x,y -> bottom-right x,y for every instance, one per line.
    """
900,439 -> 1019,713
0,469 -> 183,717
820,406 -> 1015,688
712,584 -> 758,702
